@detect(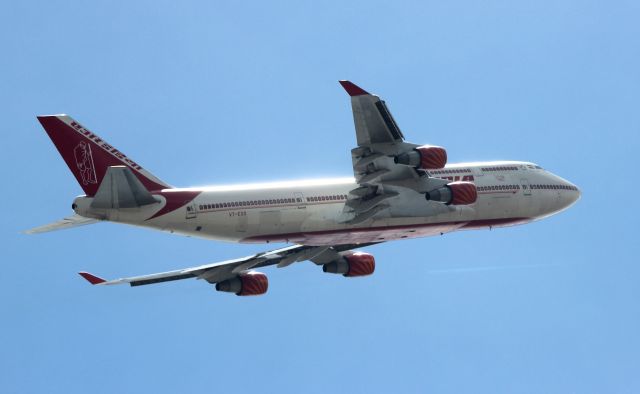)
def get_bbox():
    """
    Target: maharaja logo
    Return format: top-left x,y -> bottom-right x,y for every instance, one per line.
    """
74,141 -> 97,185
